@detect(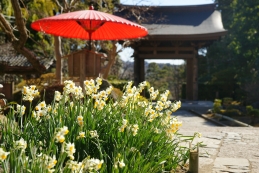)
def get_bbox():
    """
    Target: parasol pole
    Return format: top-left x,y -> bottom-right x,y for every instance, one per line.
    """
88,17 -> 93,50
80,31 -> 92,89
80,50 -> 86,89
89,31 -> 92,50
